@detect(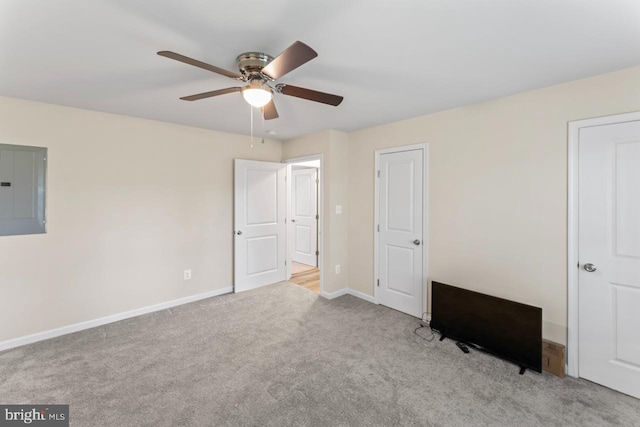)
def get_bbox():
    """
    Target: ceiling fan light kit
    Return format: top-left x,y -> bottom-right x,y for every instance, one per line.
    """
241,79 -> 273,108
157,41 -> 343,120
